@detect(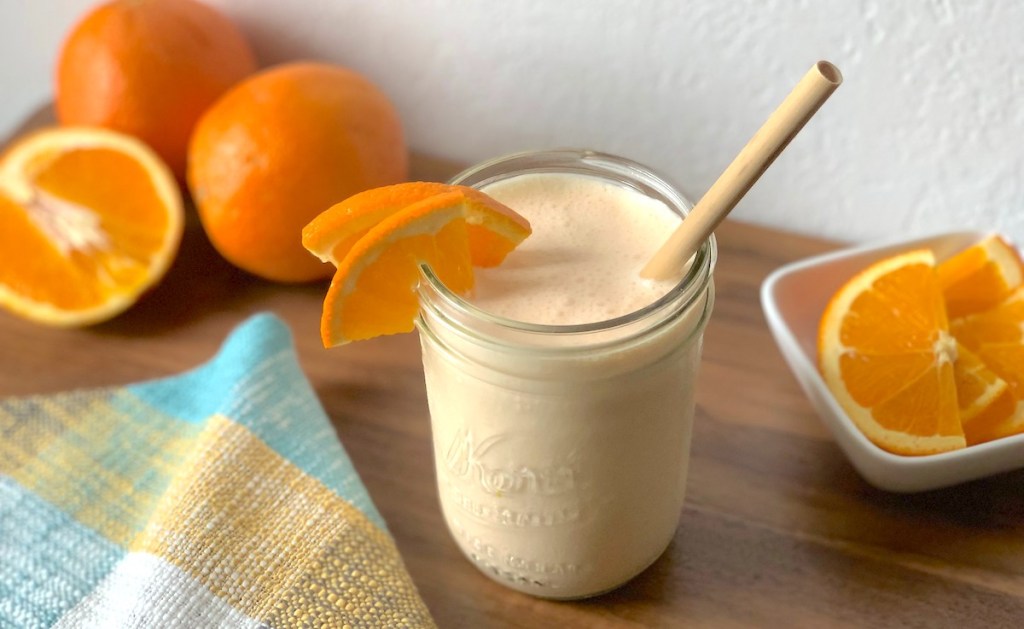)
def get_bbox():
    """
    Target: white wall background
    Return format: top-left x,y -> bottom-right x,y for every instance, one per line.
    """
2,0 -> 1021,246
